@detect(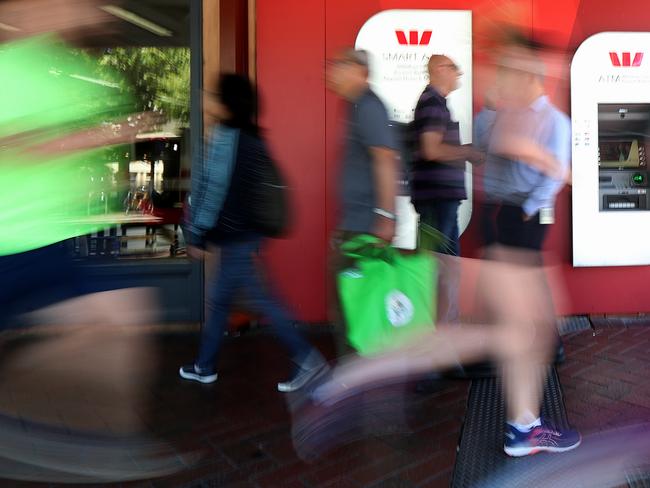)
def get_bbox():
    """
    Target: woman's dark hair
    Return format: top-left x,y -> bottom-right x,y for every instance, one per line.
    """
217,73 -> 259,135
